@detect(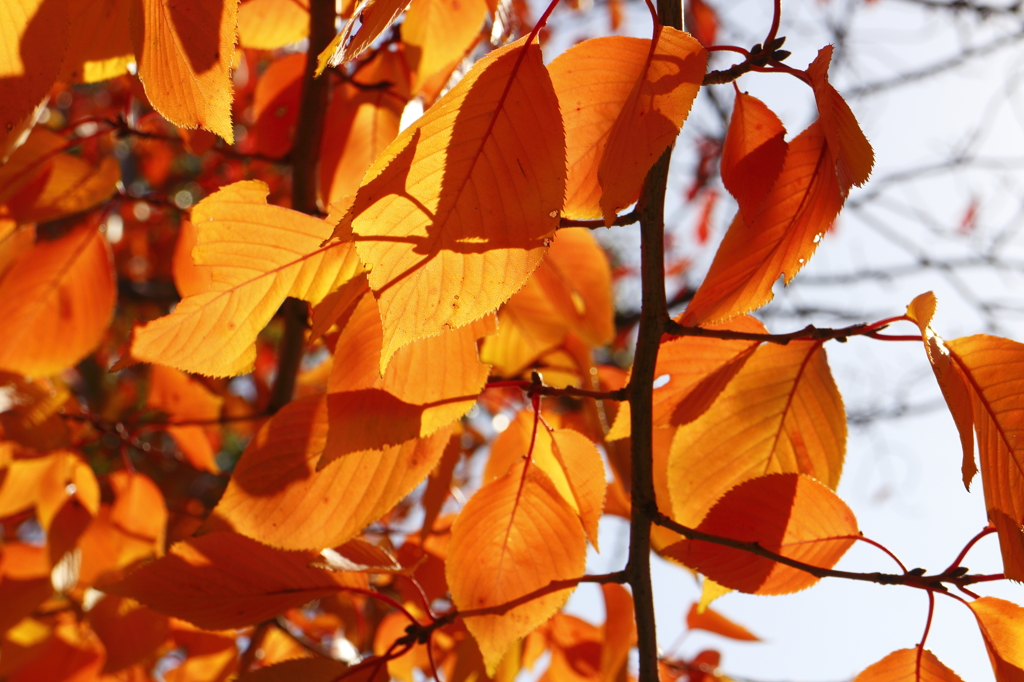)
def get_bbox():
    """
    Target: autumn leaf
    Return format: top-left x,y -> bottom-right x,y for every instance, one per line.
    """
130,181 -> 363,377
681,122 -> 843,325
87,595 -> 170,673
4,147 -> 120,224
58,0 -> 134,84
720,90 -> 787,220
250,53 -> 305,160
547,32 -> 706,221
239,658 -> 389,682
317,0 -> 410,74
402,0 -> 489,90
600,584 -> 636,682
969,597 -> 1024,681
667,341 -> 846,527
237,0 -> 309,50
685,603 -> 760,641
807,46 -> 874,195
340,37 -> 566,372
0,226 -> 116,377
130,0 -> 239,142
107,531 -> 367,629
906,291 -> 976,487
146,366 -> 224,473
0,0 -> 69,138
853,648 -> 964,682
208,394 -> 452,550
324,290 -> 493,454
664,473 -> 858,594
448,460 -> 587,674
